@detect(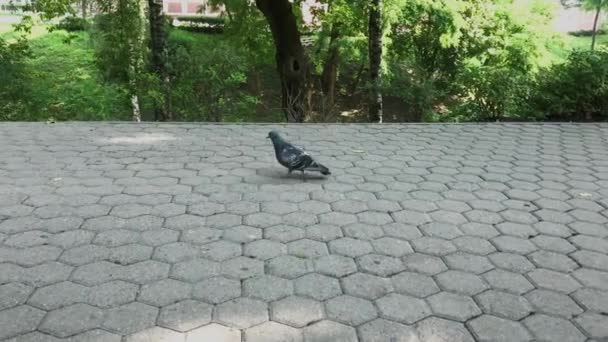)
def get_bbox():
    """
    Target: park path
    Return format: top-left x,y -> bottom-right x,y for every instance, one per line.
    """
1,122 -> 608,341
